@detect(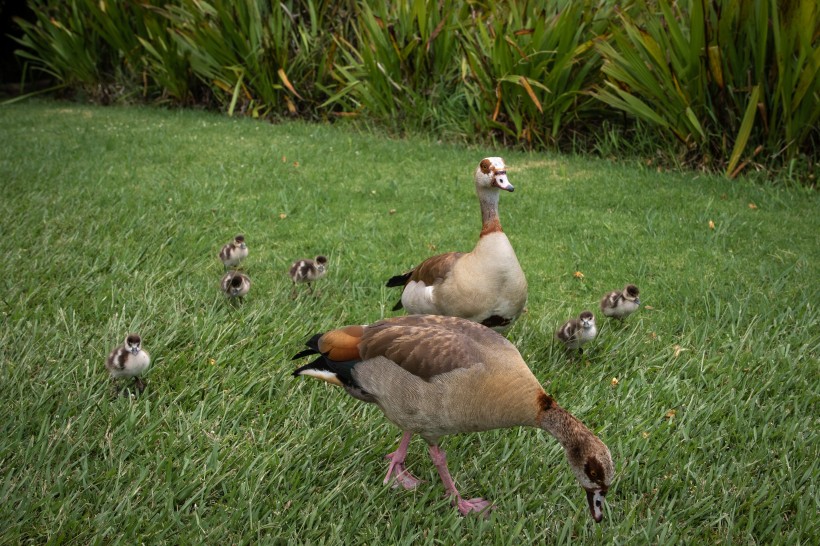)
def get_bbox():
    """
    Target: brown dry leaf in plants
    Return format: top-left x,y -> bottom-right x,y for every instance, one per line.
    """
427,243 -> 437,251
293,161 -> 299,168
209,358 -> 216,366
709,220 -> 715,230
573,271 -> 585,279
673,345 -> 684,357
642,431 -> 650,439
645,305 -> 654,310
610,377 -> 619,387
279,213 -> 287,219
389,209 -> 396,215
282,155 -> 286,162
665,409 -> 677,419
748,203 -> 758,210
